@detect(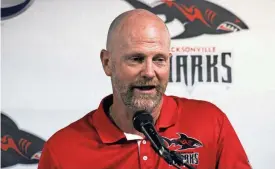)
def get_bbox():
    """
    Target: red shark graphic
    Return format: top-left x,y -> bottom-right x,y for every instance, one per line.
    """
206,9 -> 217,24
1,135 -> 28,158
162,133 -> 203,151
1,113 -> 45,168
124,0 -> 249,39
163,1 -> 210,27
